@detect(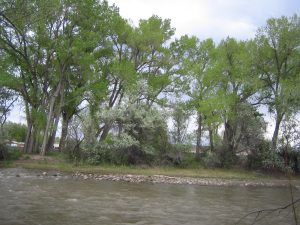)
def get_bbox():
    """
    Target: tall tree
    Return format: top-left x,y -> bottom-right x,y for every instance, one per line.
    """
210,38 -> 261,164
0,87 -> 17,127
171,35 -> 216,158
255,15 -> 300,150
93,15 -> 176,142
0,0 -> 117,155
170,102 -> 191,144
